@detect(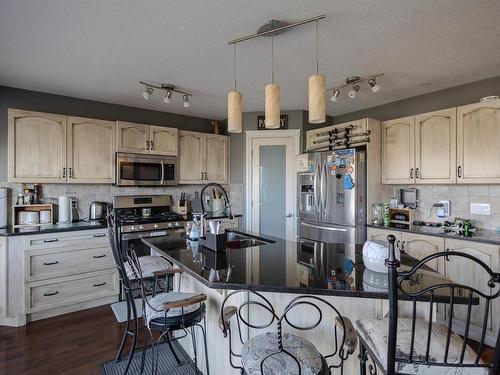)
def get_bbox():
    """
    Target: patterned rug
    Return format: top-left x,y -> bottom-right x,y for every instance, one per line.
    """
100,341 -> 201,375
